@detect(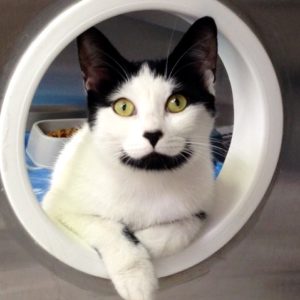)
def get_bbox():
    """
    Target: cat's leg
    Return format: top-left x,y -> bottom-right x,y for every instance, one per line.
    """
50,213 -> 158,300
135,214 -> 206,258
